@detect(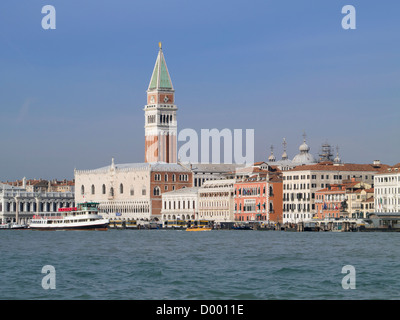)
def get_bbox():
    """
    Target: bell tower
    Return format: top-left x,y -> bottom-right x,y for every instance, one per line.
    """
144,43 -> 177,163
